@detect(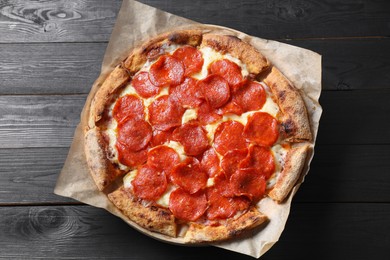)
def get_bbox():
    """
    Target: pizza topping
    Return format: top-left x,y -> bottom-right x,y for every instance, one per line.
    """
172,123 -> 209,156
112,94 -> 145,124
233,80 -> 266,113
243,112 -> 279,147
116,142 -> 148,167
117,119 -> 152,151
149,54 -> 185,87
197,75 -> 230,109
147,145 -> 180,176
151,129 -> 173,146
221,148 -> 248,178
169,77 -> 202,108
131,71 -> 160,98
230,168 -> 266,201
148,95 -> 185,131
200,147 -> 221,177
239,145 -> 276,179
209,59 -> 244,90
172,46 -> 204,76
170,158 -> 208,194
197,101 -> 222,125
169,188 -> 208,222
214,120 -> 248,155
132,164 -> 168,201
